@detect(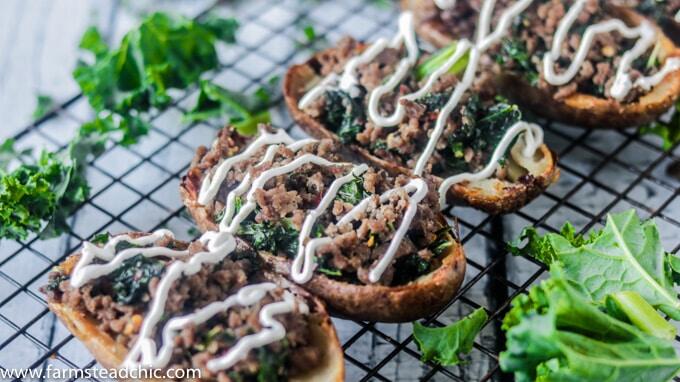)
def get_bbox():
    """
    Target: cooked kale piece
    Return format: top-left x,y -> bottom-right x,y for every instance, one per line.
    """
322,89 -> 366,143
46,274 -> 69,292
495,38 -> 539,86
317,254 -> 343,277
256,341 -> 290,381
336,175 -> 370,205
392,254 -> 431,286
445,96 -> 522,173
418,92 -> 450,112
109,254 -> 165,305
429,227 -> 455,256
90,232 -> 111,245
238,218 -> 300,258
